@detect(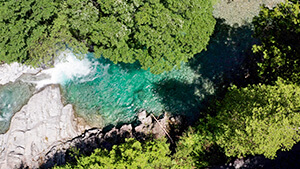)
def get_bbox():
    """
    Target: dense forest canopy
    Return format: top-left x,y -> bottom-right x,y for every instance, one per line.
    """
253,0 -> 300,83
0,0 -> 216,73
